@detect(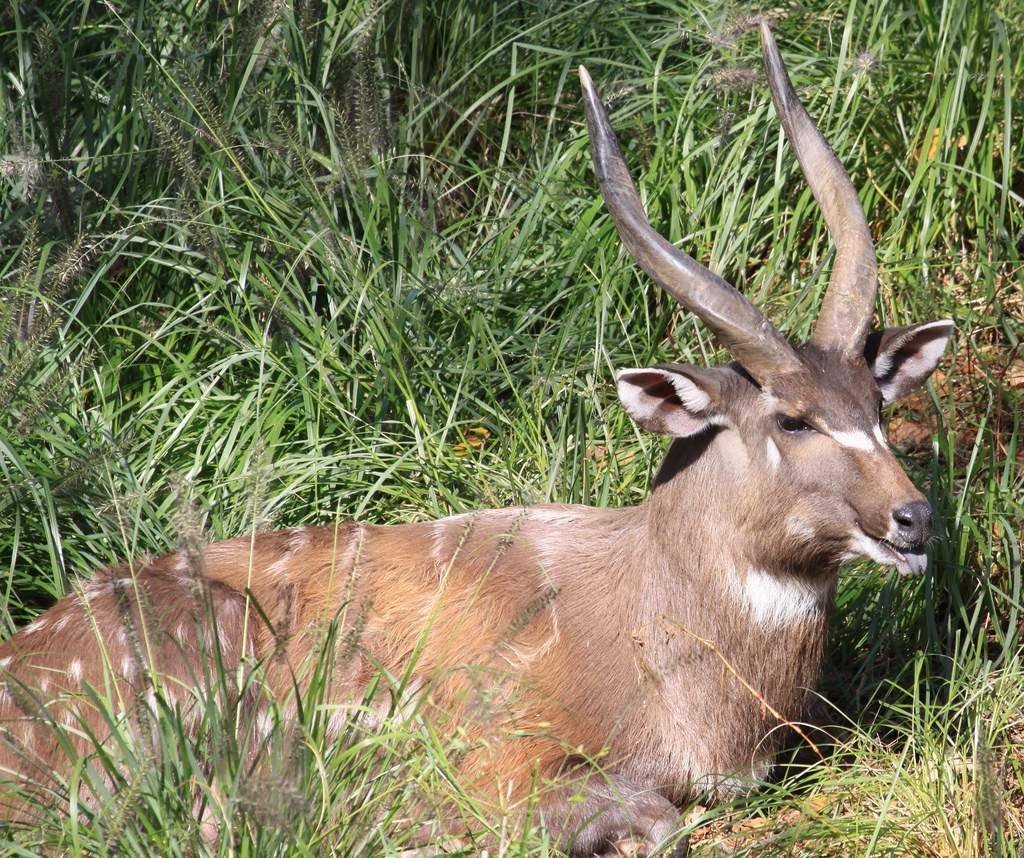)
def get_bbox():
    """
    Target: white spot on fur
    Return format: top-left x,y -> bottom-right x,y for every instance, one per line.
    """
500,611 -> 560,669
176,623 -> 189,640
53,613 -> 71,632
430,512 -> 477,568
288,526 -> 311,551
430,520 -> 448,566
121,657 -> 136,677
68,660 -> 83,682
0,657 -> 11,669
217,626 -> 234,655
729,568 -> 830,629
255,710 -> 275,740
354,680 -> 424,733
39,678 -> 49,692
829,429 -> 875,452
327,705 -> 353,738
765,438 -> 781,469
525,508 -> 583,573
25,618 -> 48,635
0,687 -> 10,707
84,582 -> 106,601
220,597 -> 239,620
265,554 -> 293,580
